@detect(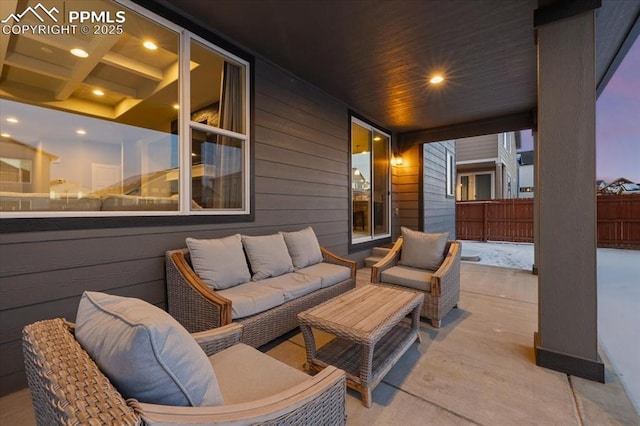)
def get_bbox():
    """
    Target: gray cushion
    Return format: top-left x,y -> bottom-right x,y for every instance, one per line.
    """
75,291 -> 223,407
399,227 -> 449,271
280,227 -> 323,269
381,265 -> 434,292
261,272 -> 321,301
210,343 -> 309,405
242,234 -> 294,280
218,281 -> 286,319
298,262 -> 352,288
186,234 -> 251,290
